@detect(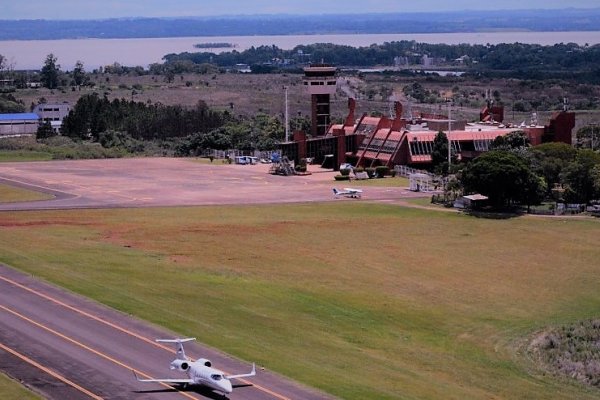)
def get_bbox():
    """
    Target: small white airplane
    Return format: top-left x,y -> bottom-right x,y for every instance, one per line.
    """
134,338 -> 256,395
332,188 -> 363,198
